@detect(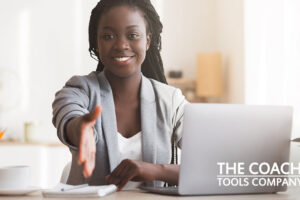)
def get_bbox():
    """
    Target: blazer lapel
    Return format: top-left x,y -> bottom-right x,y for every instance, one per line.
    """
97,72 -> 119,172
96,72 -> 157,171
140,75 -> 157,164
